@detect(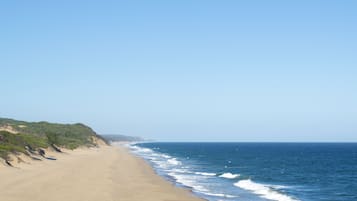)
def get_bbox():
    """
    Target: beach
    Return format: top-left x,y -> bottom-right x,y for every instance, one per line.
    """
0,145 -> 203,201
